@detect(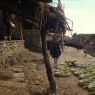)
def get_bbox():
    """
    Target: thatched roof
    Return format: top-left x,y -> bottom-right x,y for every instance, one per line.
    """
0,0 -> 70,34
